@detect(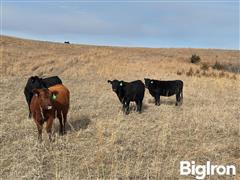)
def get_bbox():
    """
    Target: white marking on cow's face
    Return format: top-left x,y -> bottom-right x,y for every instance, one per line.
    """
47,106 -> 52,110
150,81 -> 153,84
